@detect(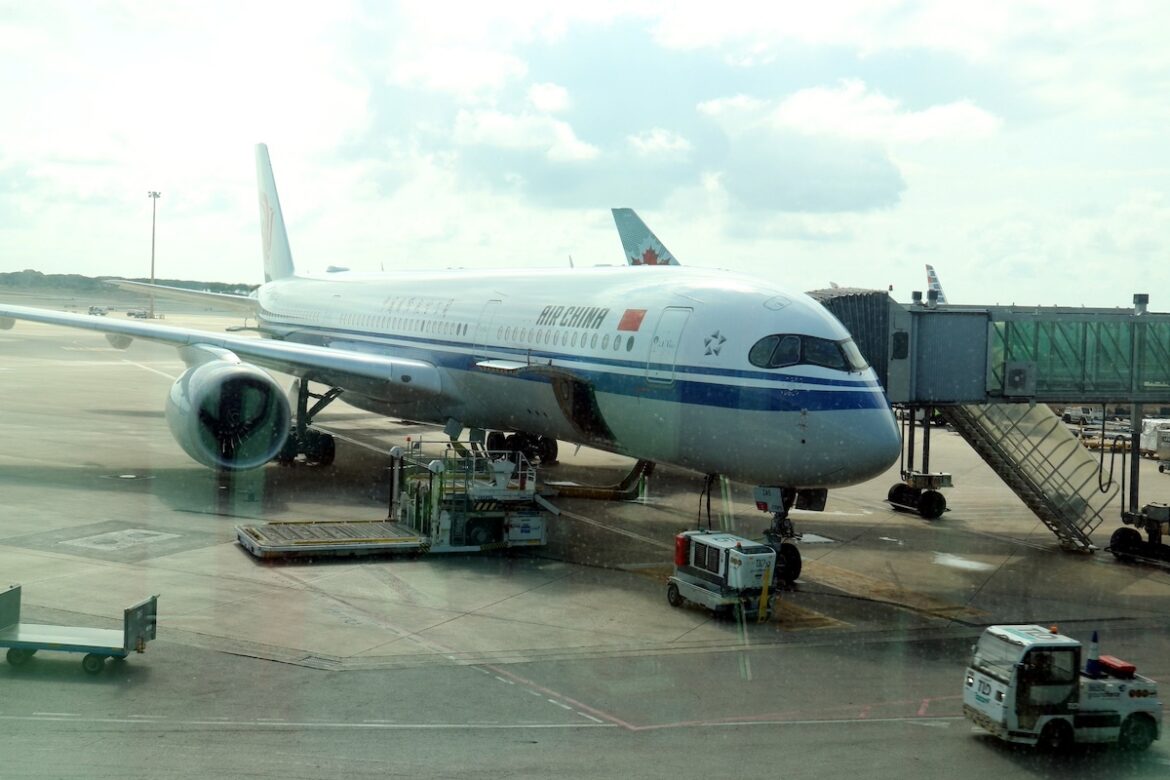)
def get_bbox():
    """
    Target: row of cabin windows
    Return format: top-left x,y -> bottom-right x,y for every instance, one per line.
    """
748,334 -> 869,372
499,326 -> 636,353
339,313 -> 470,338
272,308 -> 636,355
